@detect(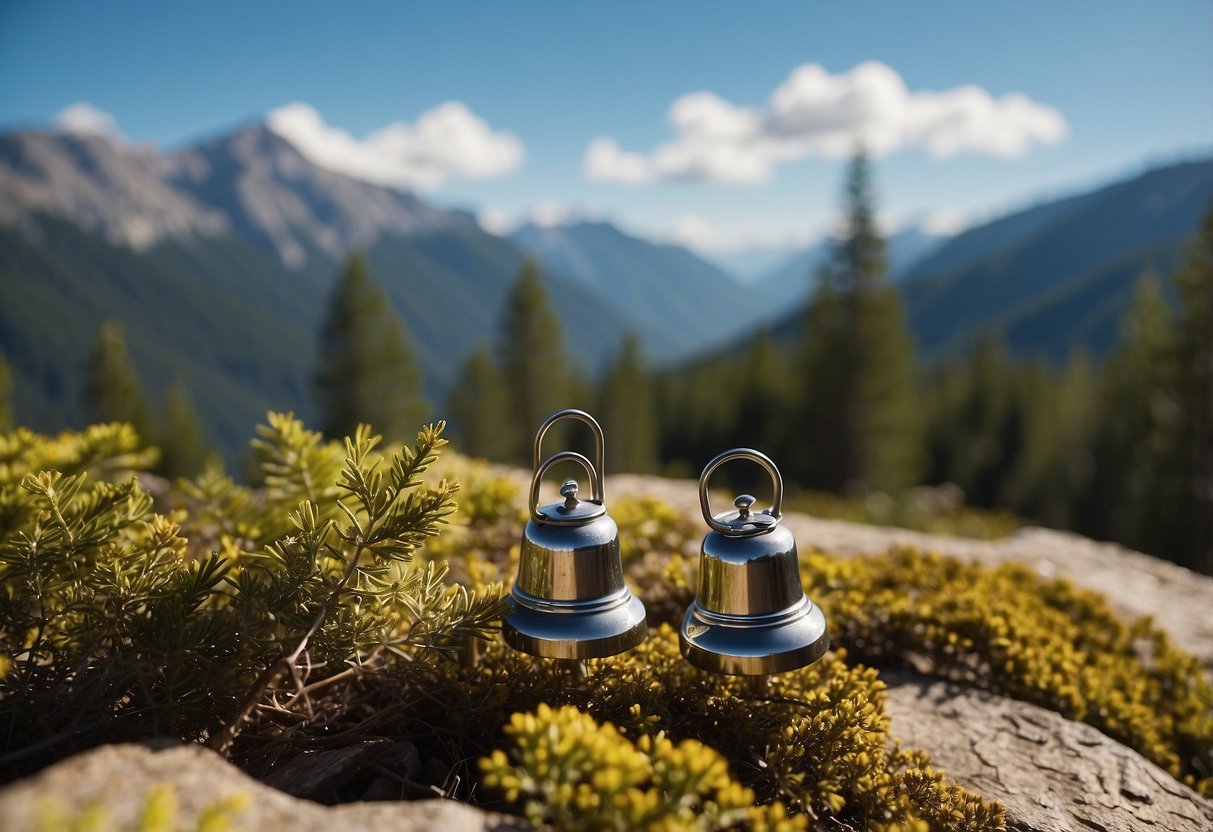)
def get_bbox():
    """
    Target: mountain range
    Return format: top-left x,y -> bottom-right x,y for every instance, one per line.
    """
0,125 -> 737,454
752,157 -> 1213,363
0,119 -> 1209,457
